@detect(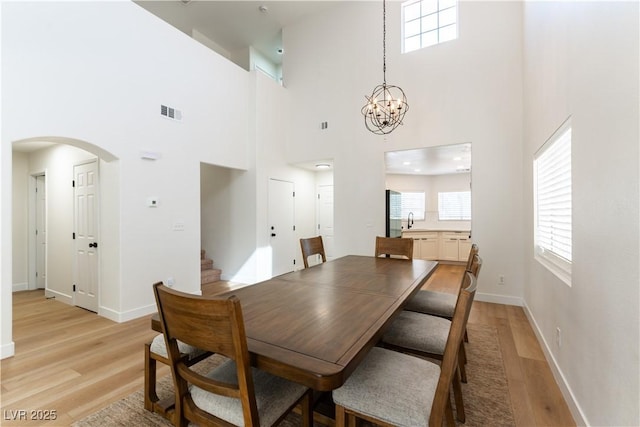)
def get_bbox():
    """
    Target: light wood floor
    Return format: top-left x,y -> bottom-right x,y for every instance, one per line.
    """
1,265 -> 575,426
